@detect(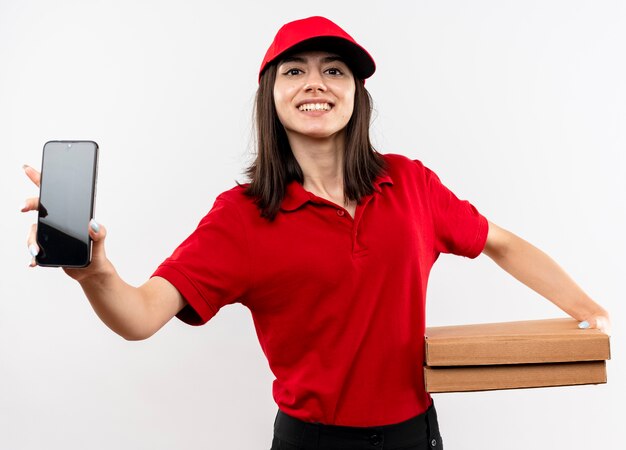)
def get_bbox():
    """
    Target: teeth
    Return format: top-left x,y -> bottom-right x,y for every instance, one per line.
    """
298,103 -> 331,111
